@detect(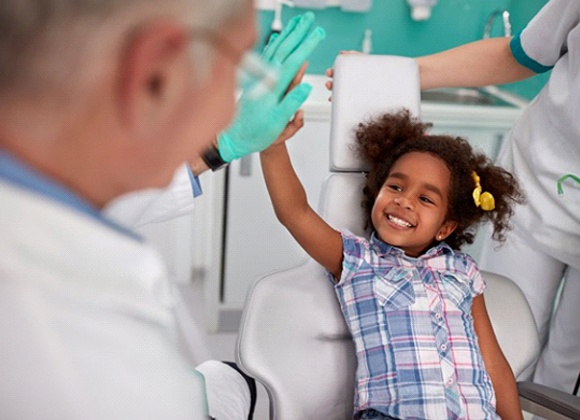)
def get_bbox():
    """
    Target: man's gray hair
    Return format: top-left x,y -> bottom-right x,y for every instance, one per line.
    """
0,0 -> 246,96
